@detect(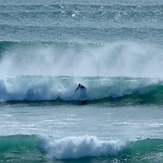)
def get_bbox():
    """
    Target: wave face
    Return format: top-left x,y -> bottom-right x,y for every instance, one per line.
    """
0,76 -> 163,105
0,135 -> 163,162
